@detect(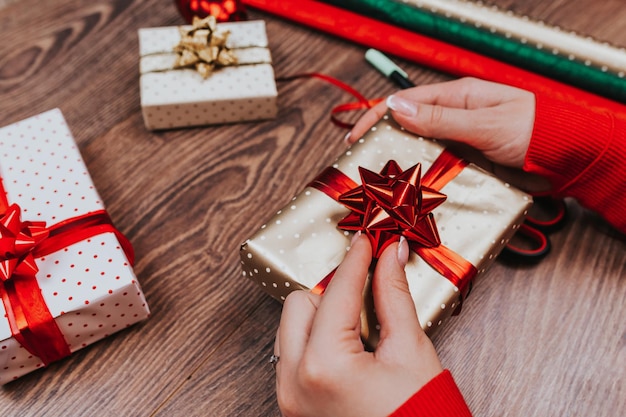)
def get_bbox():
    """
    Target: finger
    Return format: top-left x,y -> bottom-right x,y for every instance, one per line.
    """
308,233 -> 372,345
386,95 -> 491,146
371,237 -> 423,349
390,77 -> 525,109
349,100 -> 389,143
274,326 -> 281,391
392,91 -> 533,167
348,78 -> 503,145
278,290 -> 321,371
274,326 -> 280,357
